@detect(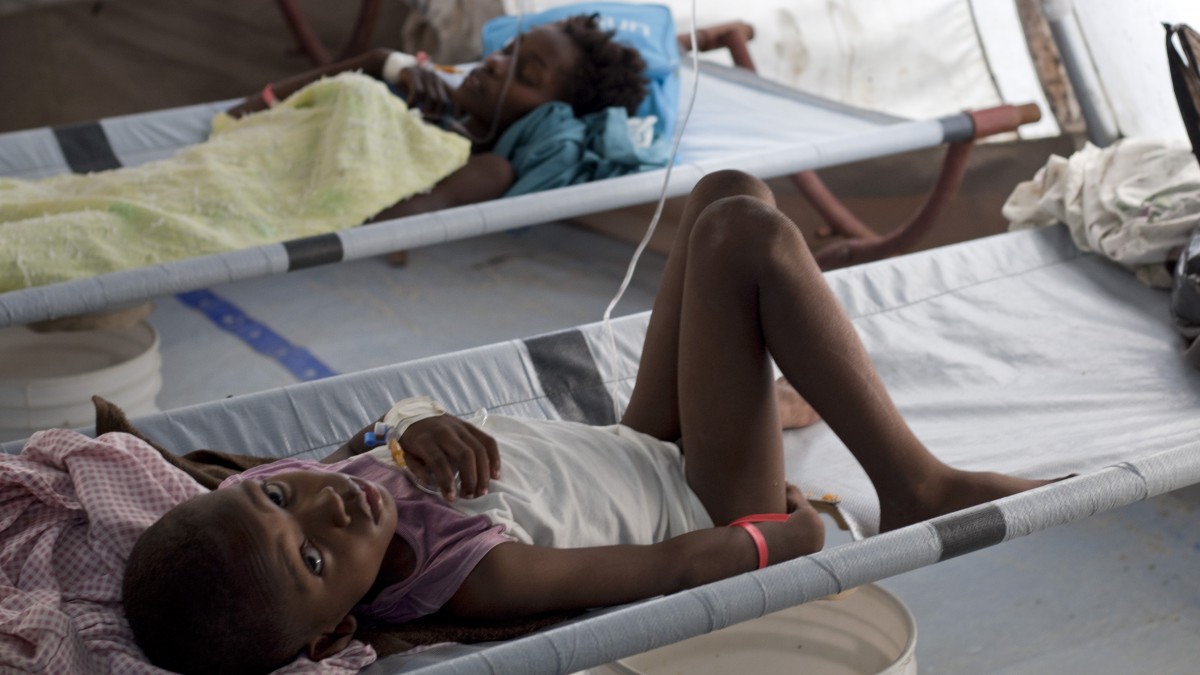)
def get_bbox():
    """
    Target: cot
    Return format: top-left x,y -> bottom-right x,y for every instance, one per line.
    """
0,49 -> 1035,328
5,223 -> 1198,672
